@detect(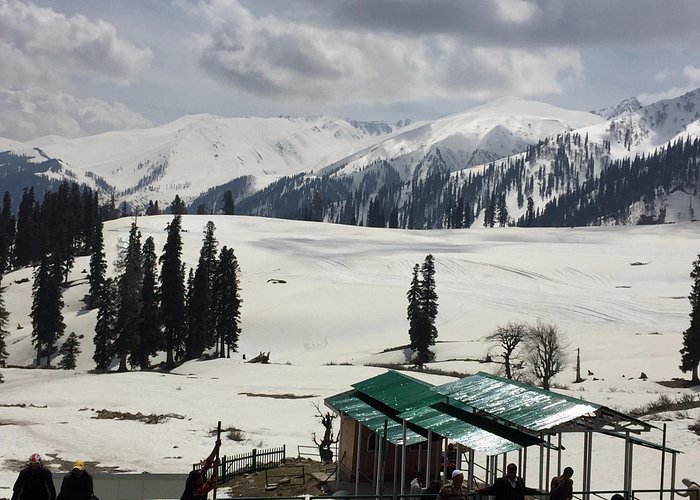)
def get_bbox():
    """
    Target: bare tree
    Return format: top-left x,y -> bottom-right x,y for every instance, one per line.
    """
484,321 -> 529,379
526,322 -> 568,390
311,402 -> 339,463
